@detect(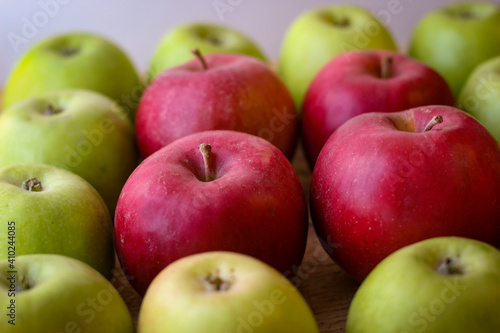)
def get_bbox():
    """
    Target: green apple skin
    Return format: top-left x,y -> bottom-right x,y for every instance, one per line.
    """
409,1 -> 500,97
279,5 -> 398,109
2,32 -> 141,118
346,237 -> 500,333
0,89 -> 138,212
0,254 -> 133,332
148,22 -> 267,82
458,56 -> 500,142
0,163 -> 115,279
138,251 -> 319,333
